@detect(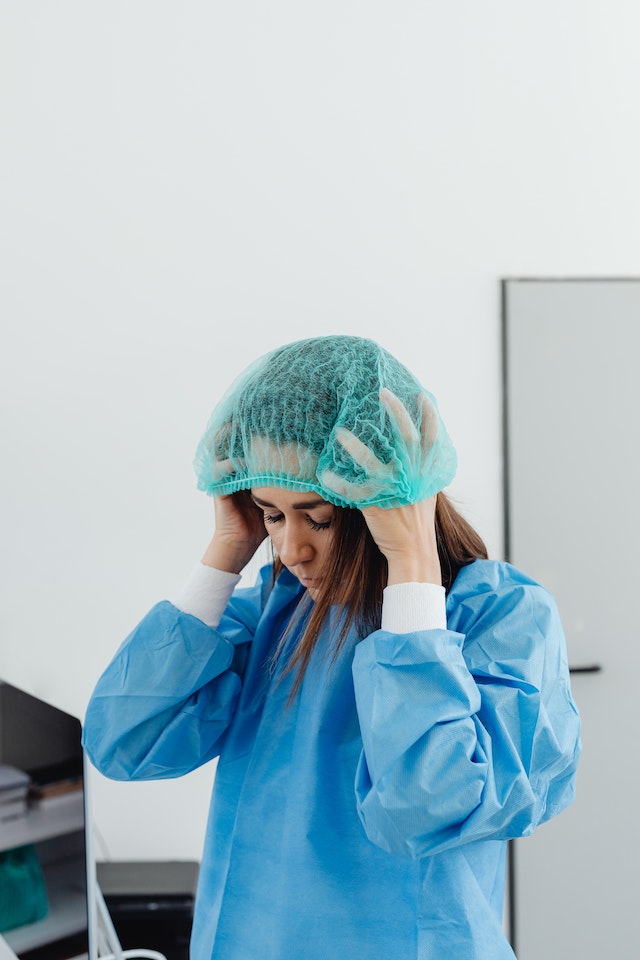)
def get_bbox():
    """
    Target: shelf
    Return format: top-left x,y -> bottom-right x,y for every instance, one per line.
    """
0,792 -> 84,853
2,855 -> 88,955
